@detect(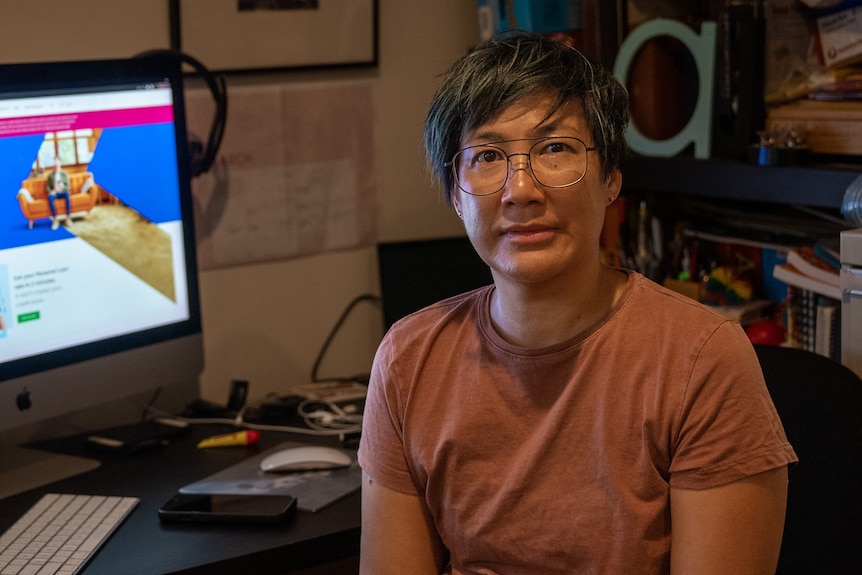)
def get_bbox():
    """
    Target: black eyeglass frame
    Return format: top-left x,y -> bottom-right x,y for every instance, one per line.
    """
443,136 -> 599,197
